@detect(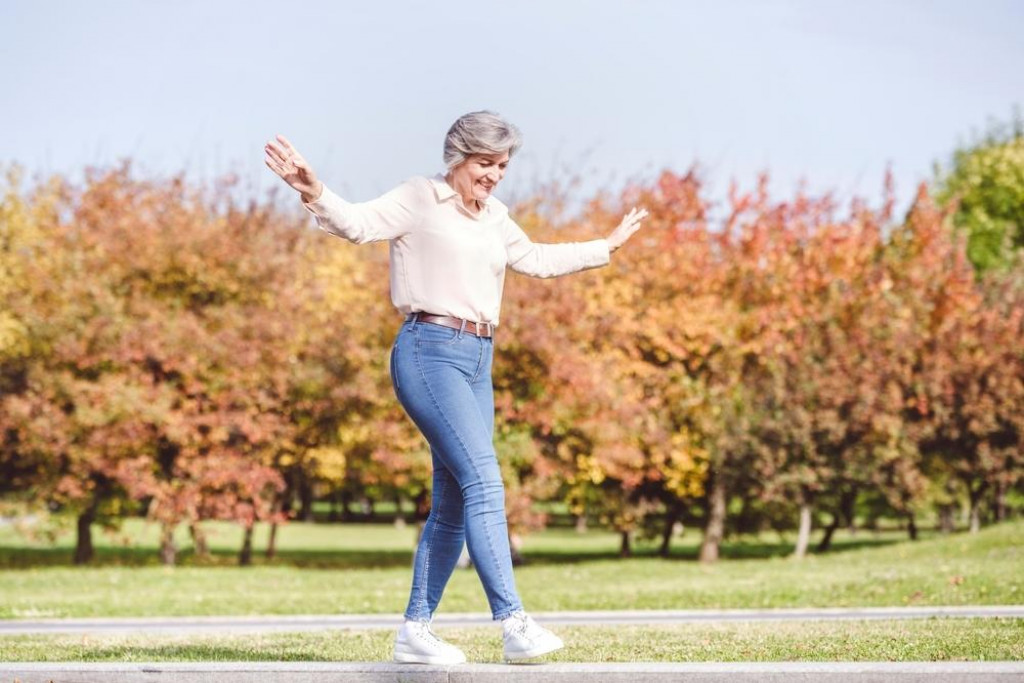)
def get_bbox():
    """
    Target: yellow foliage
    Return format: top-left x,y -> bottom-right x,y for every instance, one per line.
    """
574,454 -> 606,485
662,430 -> 709,499
0,312 -> 29,359
307,446 -> 347,484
